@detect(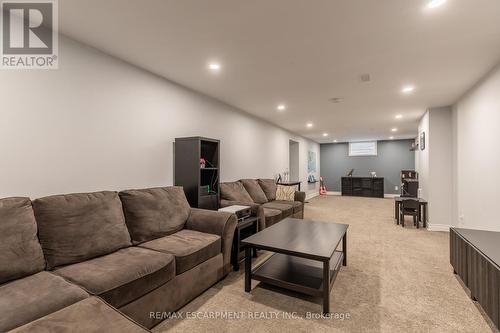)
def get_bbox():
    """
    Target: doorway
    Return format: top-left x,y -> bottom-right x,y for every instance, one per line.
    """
289,140 -> 299,181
